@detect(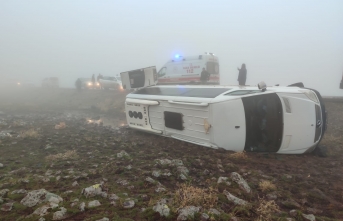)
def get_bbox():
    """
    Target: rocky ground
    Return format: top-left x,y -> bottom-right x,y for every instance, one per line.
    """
0,87 -> 342,221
